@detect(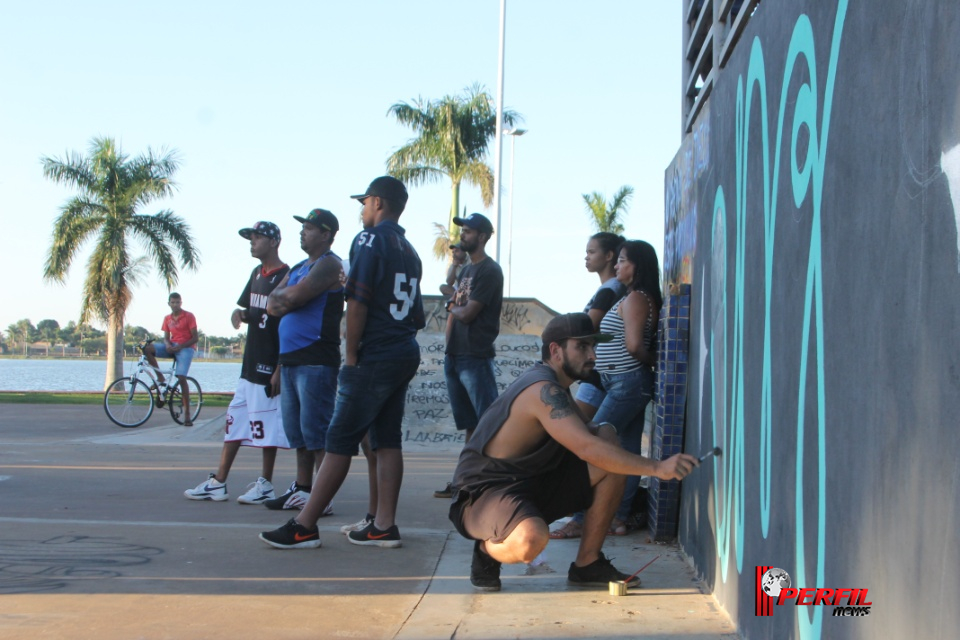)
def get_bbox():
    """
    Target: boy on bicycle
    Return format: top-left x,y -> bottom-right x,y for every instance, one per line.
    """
145,292 -> 199,425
